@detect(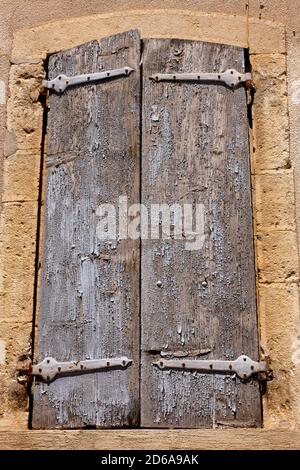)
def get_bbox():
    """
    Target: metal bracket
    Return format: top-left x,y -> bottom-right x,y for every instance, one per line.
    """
150,69 -> 252,88
42,66 -> 134,94
153,354 -> 267,380
32,356 -> 132,382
